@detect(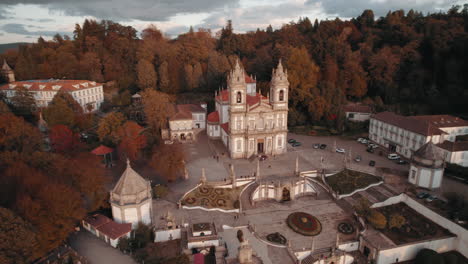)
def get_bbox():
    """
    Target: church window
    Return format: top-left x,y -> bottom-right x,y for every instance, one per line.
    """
236,91 -> 242,103
278,136 -> 283,148
411,170 -> 416,180
237,120 -> 242,130
236,140 -> 242,151
279,90 -> 284,101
